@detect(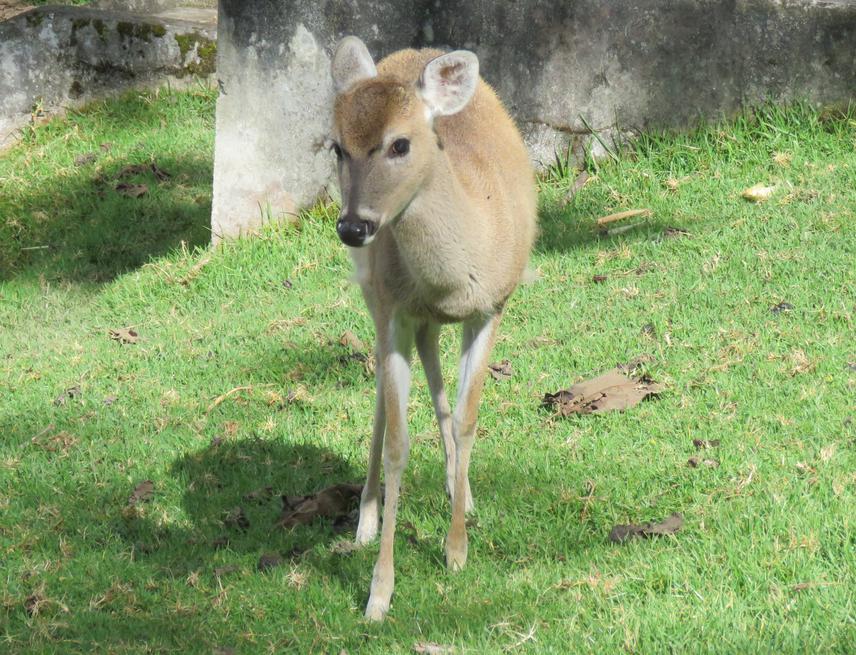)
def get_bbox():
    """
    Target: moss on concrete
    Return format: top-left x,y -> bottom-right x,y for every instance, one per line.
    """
175,33 -> 217,76
25,12 -> 44,28
117,20 -> 166,42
